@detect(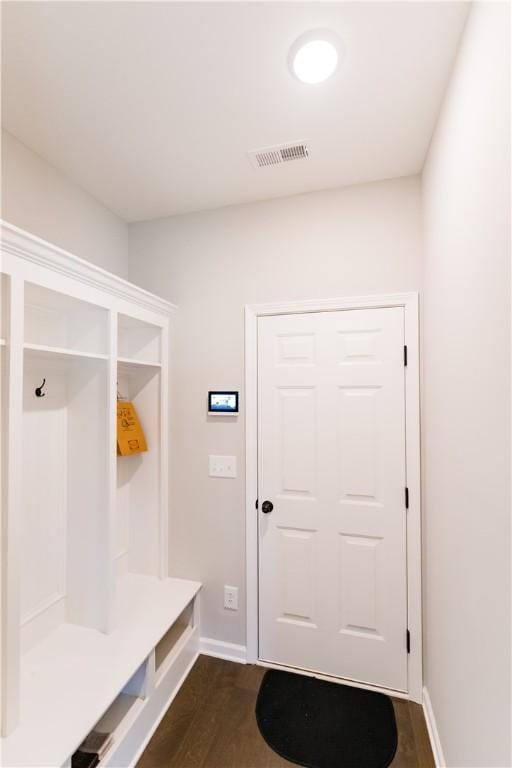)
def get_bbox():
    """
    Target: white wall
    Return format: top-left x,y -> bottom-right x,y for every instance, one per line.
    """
1,130 -> 128,277
128,176 -> 422,646
422,3 -> 510,766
